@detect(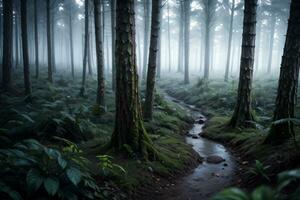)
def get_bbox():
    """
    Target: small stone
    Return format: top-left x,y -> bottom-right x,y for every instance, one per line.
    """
223,163 -> 228,167
206,155 -> 225,164
192,135 -> 199,139
197,119 -> 205,124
